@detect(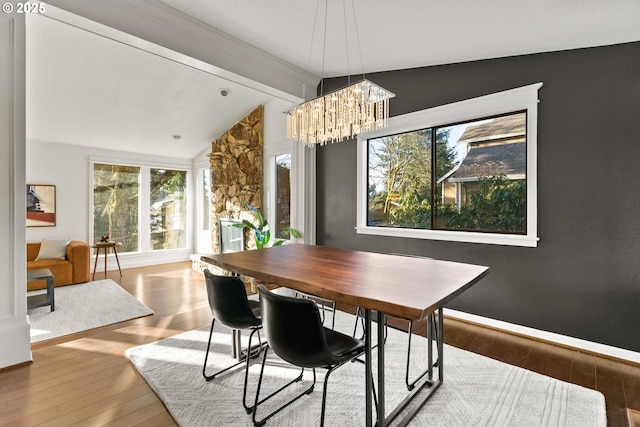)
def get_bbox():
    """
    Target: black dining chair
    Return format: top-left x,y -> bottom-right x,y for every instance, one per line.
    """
294,290 -> 336,329
202,269 -> 264,413
252,285 -> 373,427
352,253 -> 440,391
